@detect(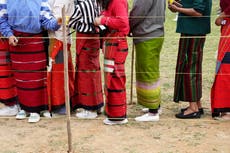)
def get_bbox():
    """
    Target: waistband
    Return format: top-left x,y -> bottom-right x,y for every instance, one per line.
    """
13,30 -> 44,37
